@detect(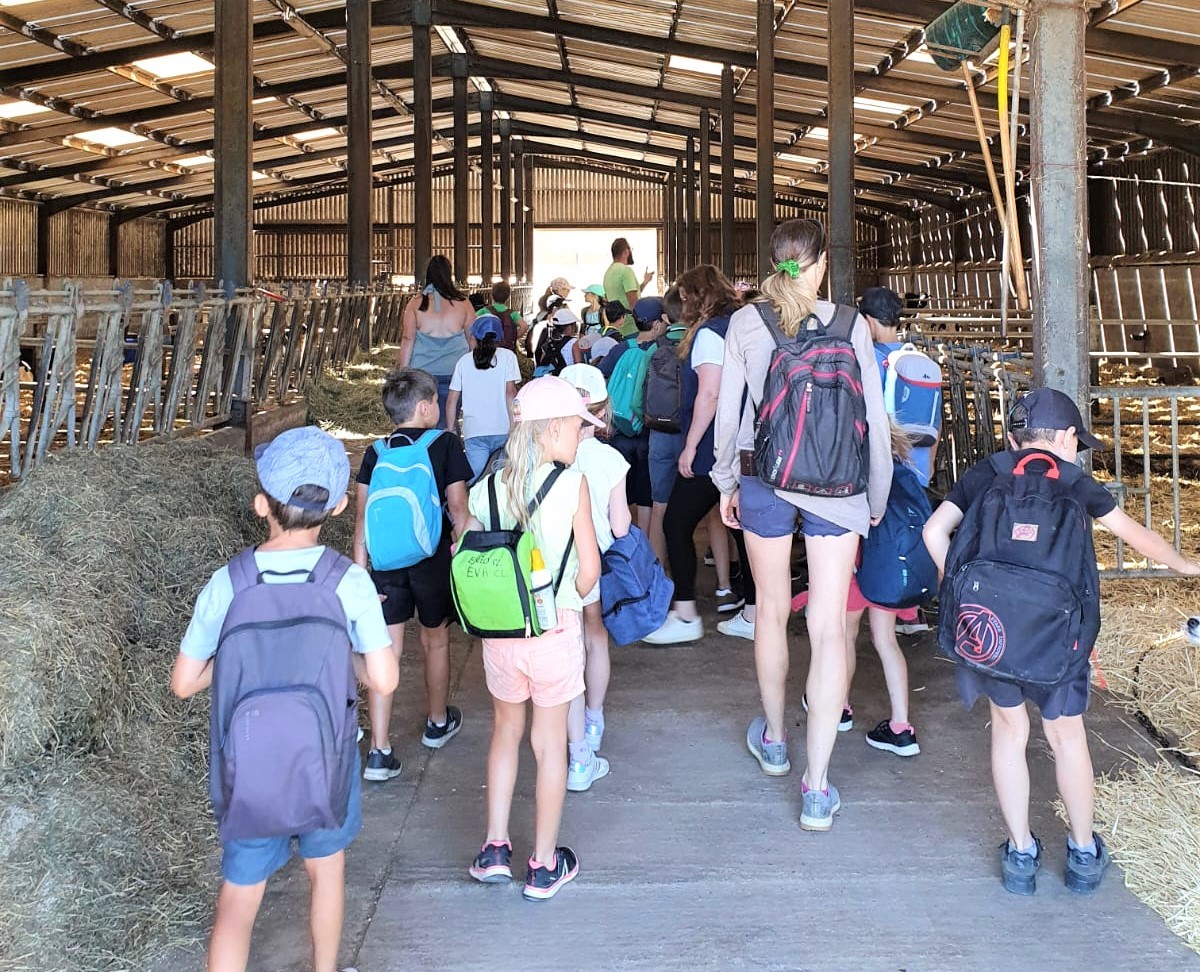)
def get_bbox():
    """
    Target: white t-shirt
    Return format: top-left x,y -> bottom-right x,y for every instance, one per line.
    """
572,437 -> 630,553
692,327 -> 725,369
450,348 -> 521,439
